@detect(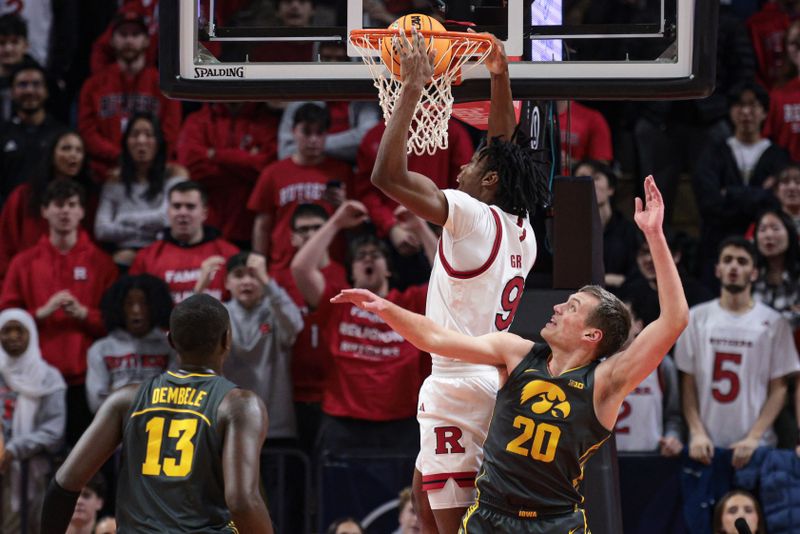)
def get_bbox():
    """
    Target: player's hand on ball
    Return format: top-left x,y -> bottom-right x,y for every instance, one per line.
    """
395,27 -> 434,90
331,288 -> 388,312
688,432 -> 713,465
633,175 -> 664,235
